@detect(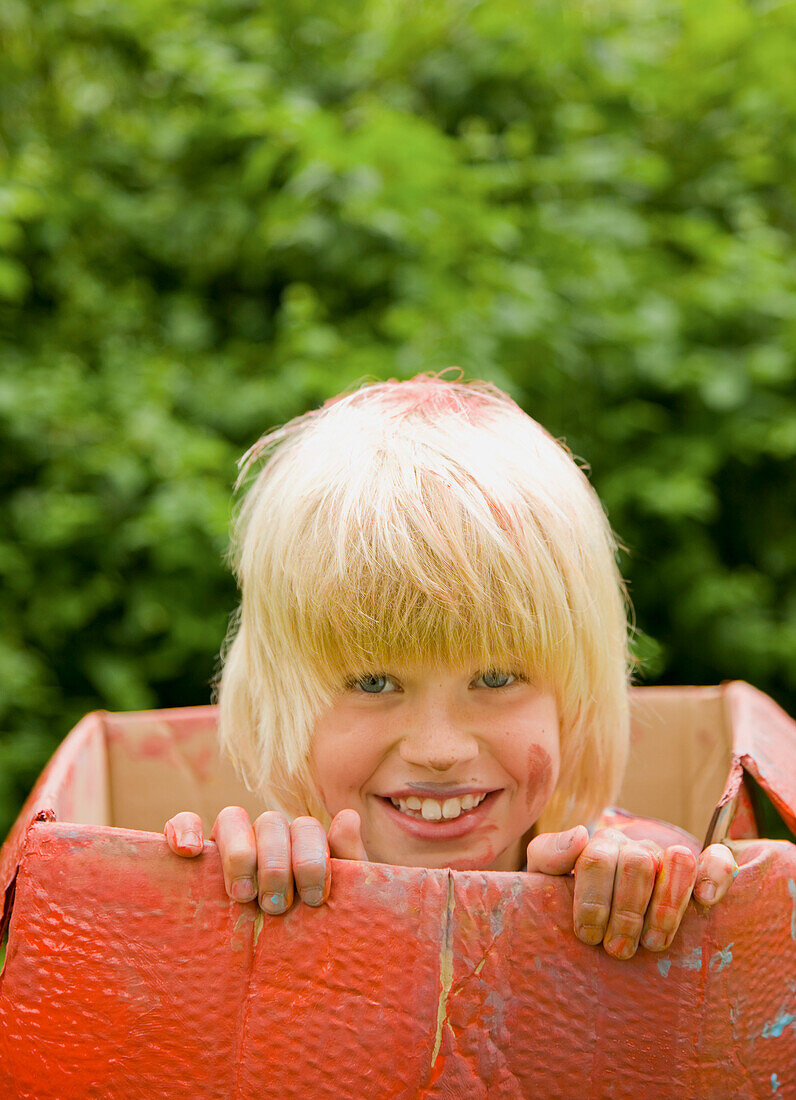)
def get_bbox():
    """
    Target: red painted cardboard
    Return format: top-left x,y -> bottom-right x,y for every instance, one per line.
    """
0,682 -> 794,1098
